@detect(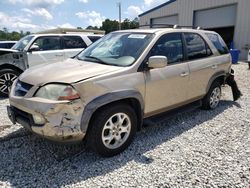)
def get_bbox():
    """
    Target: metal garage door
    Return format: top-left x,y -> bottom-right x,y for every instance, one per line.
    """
151,15 -> 178,27
194,5 -> 237,28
